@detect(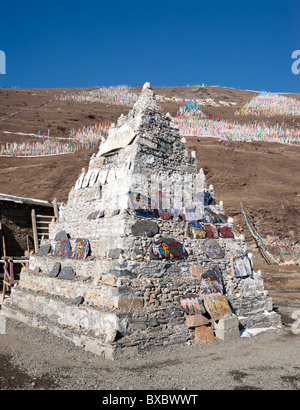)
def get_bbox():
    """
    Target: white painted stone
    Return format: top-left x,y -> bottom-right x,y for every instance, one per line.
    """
75,172 -> 85,190
82,170 -> 92,188
89,170 -> 99,187
97,170 -> 108,185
